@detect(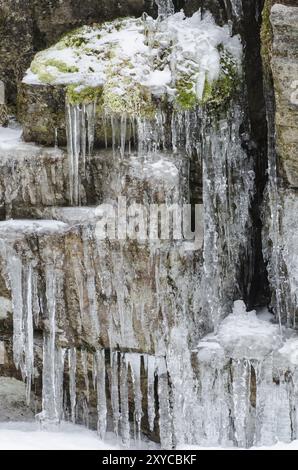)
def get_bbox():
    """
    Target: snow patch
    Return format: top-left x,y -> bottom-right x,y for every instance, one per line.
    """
23,12 -> 242,111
